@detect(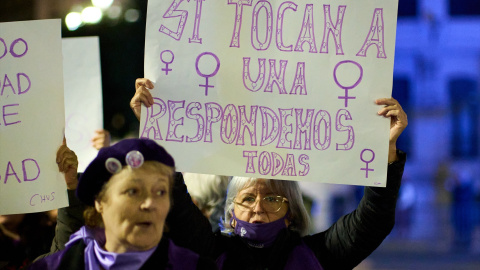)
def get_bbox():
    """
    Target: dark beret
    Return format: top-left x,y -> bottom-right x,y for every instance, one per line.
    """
77,138 -> 175,206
